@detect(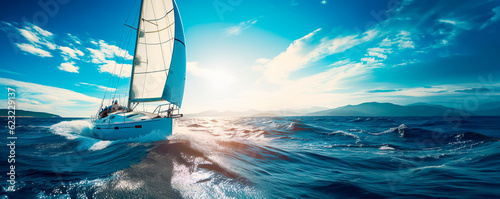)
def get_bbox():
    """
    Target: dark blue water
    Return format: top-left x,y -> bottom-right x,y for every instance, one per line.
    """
1,116 -> 499,198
